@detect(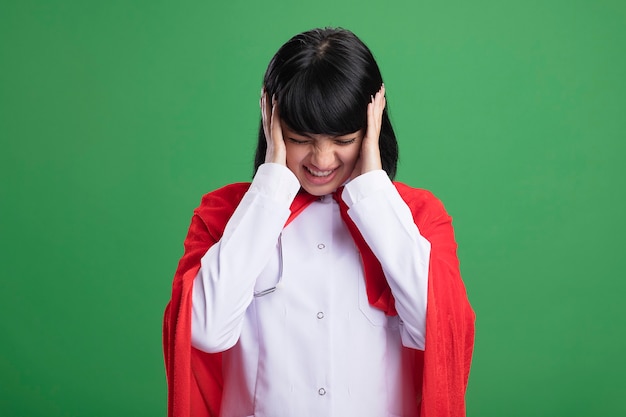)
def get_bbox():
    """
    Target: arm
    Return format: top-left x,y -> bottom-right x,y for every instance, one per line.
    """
192,89 -> 296,352
343,172 -> 430,349
191,164 -> 300,352
345,85 -> 427,349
